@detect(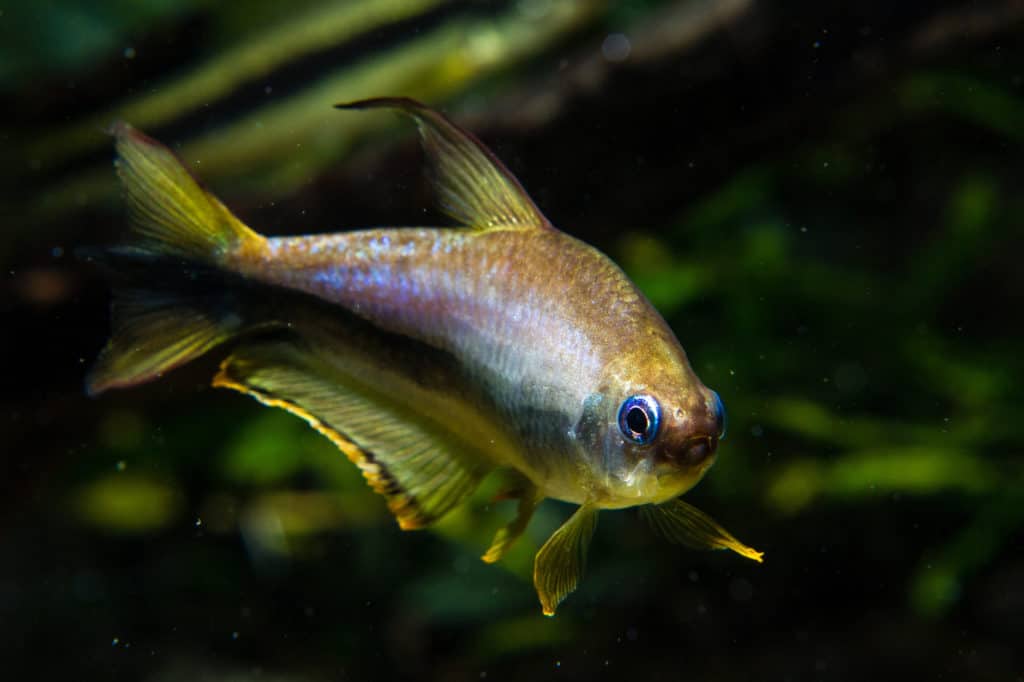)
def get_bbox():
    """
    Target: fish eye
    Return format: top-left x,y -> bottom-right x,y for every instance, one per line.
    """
617,394 -> 661,445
